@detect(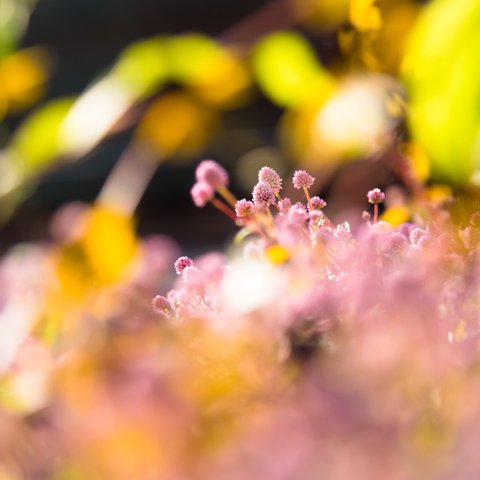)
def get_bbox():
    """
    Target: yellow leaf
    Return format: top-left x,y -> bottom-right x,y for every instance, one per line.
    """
135,92 -> 216,157
0,47 -> 50,113
381,205 -> 410,226
82,205 -> 138,285
252,31 -> 334,108
350,0 -> 382,32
